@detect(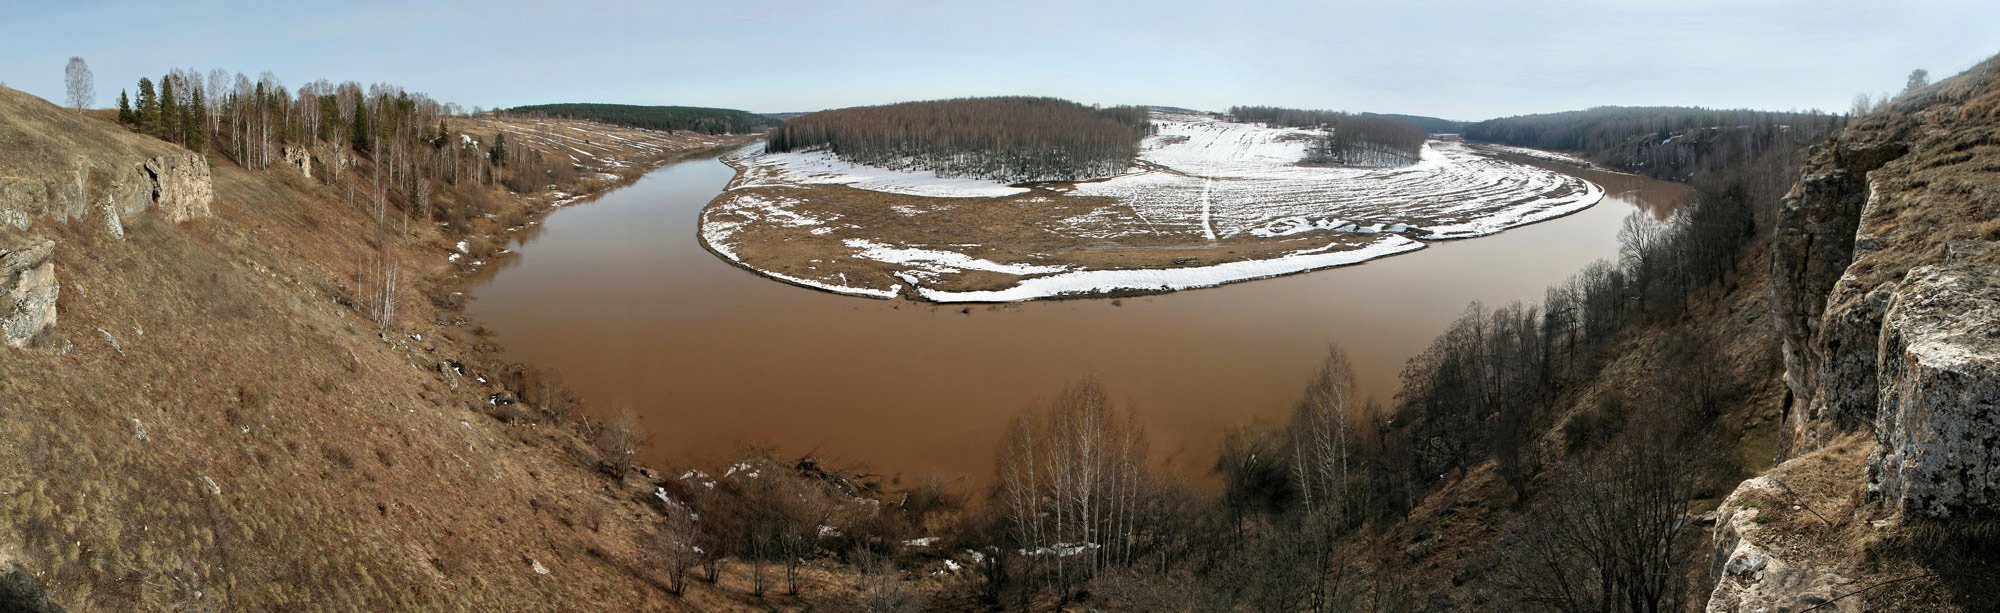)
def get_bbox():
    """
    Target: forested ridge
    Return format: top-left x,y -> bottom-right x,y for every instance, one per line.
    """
765,96 -> 1153,183
506,102 -> 776,135
1230,105 -> 1428,167
1464,106 -> 1842,181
